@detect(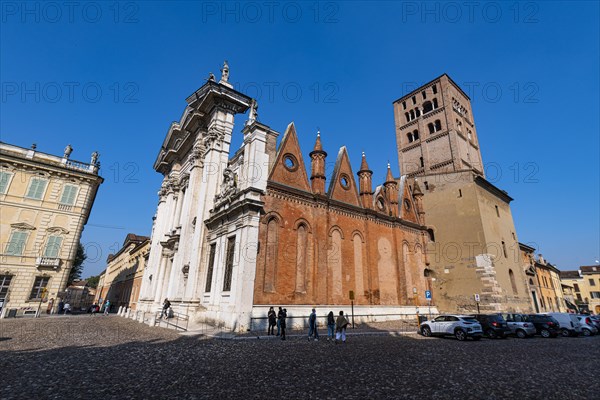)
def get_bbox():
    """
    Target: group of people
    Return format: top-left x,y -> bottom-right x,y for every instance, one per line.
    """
267,307 -> 288,340
267,307 -> 350,343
